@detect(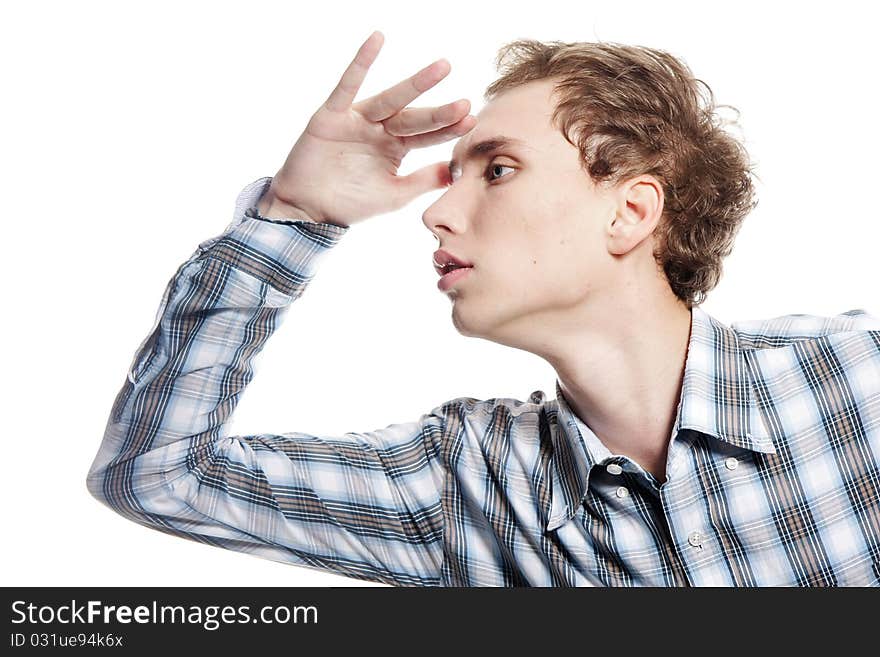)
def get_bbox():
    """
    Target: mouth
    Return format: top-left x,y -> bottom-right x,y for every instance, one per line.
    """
432,248 -> 474,292
437,265 -> 473,292
432,249 -> 473,276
